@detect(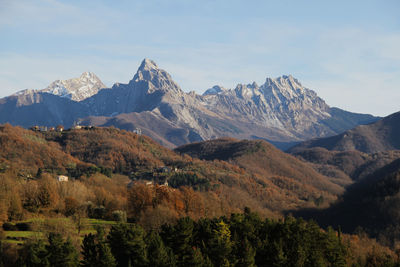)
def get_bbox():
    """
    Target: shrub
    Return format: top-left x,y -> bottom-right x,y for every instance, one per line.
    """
90,206 -> 107,219
112,210 -> 127,223
16,222 -> 32,231
2,222 -> 17,231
